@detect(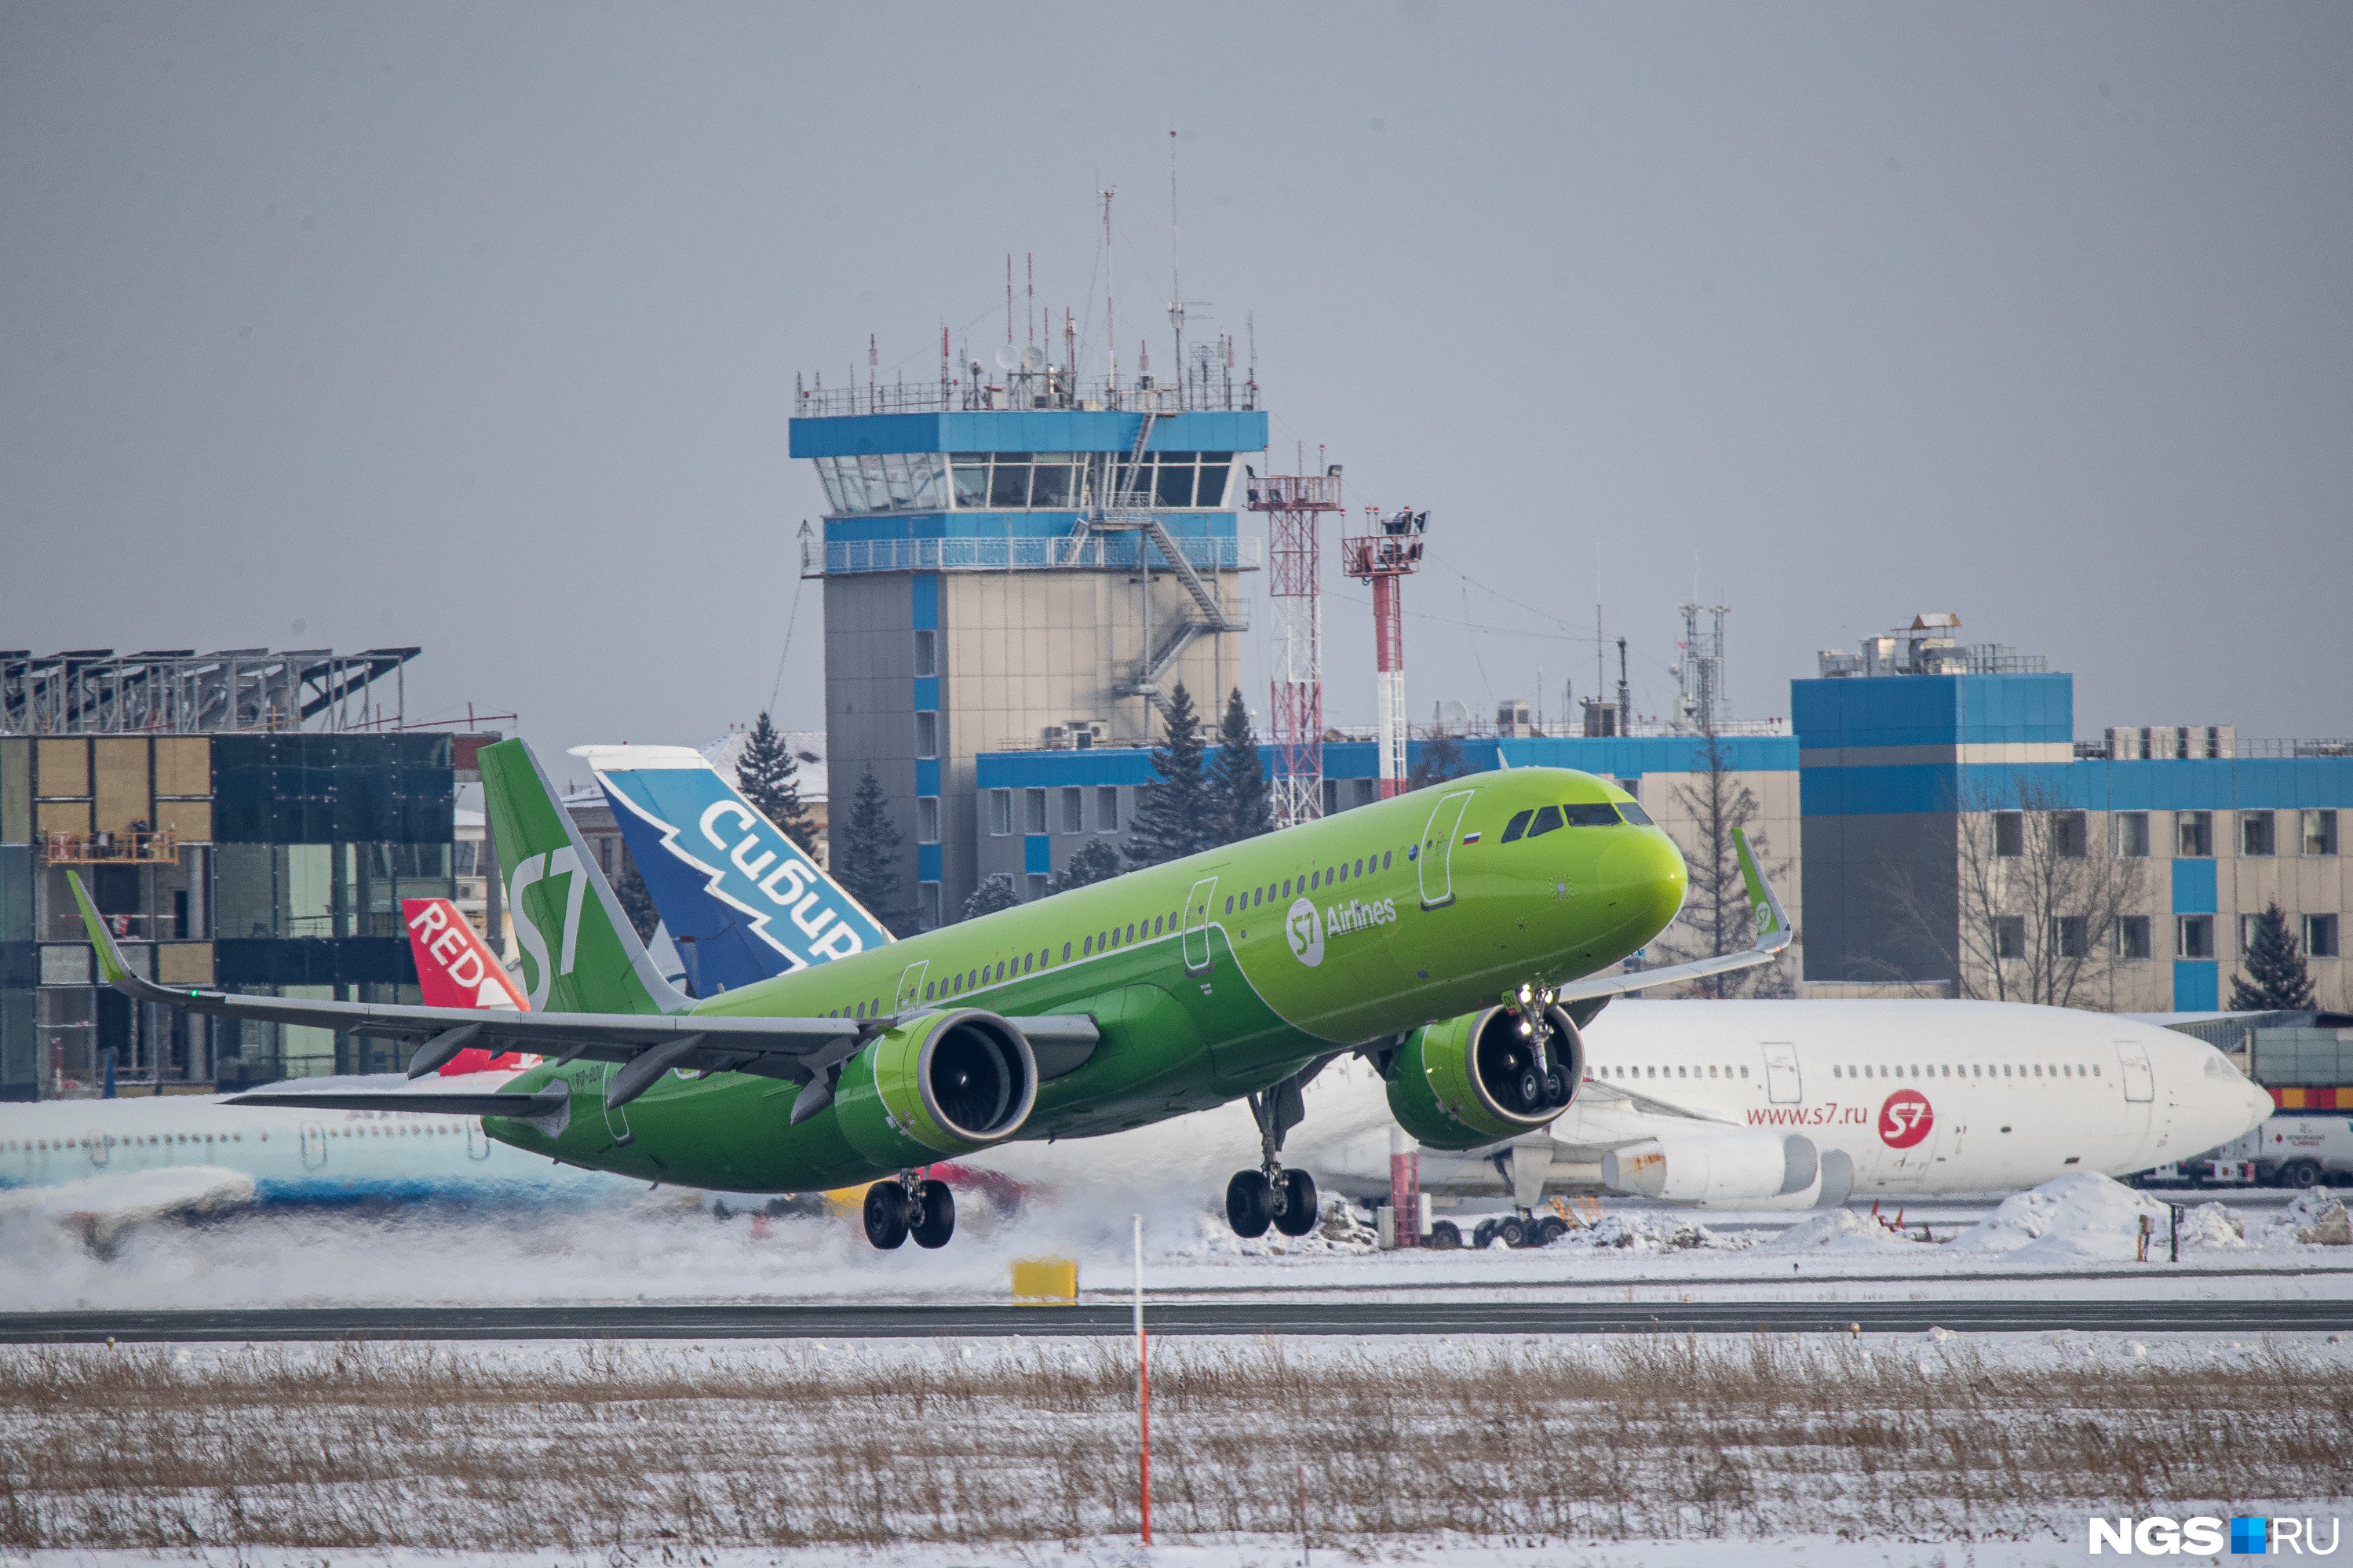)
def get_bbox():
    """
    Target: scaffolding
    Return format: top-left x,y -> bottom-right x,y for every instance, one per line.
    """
0,648 -> 419,735
1251,469 -> 1342,826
